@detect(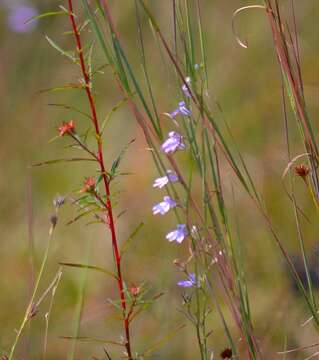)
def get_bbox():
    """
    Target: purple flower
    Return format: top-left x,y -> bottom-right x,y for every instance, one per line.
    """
166,224 -> 188,243
8,5 -> 38,33
179,101 -> 191,116
177,273 -> 197,288
167,101 -> 191,119
153,170 -> 178,189
161,131 -> 186,154
182,77 -> 191,98
152,196 -> 176,215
